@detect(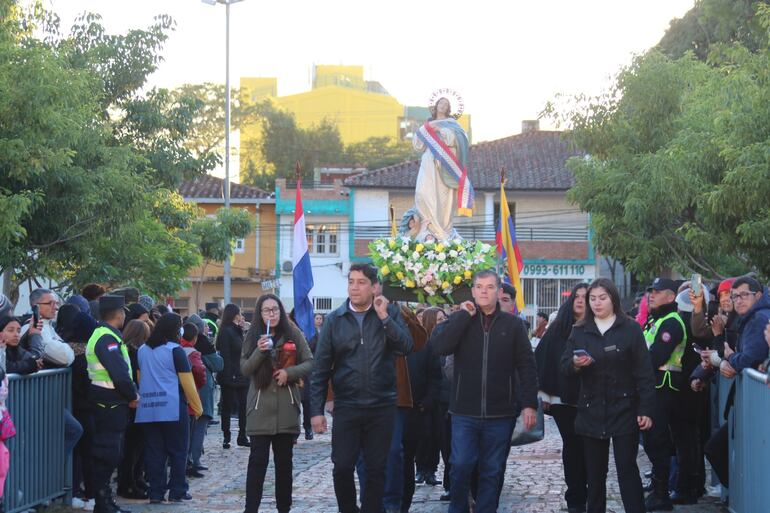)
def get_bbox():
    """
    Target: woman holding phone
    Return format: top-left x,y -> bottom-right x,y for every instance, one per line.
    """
240,294 -> 313,513
560,278 -> 656,513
